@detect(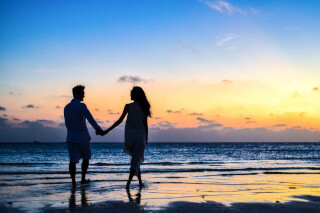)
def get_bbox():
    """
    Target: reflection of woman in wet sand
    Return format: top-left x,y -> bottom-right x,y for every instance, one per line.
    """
103,86 -> 151,189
